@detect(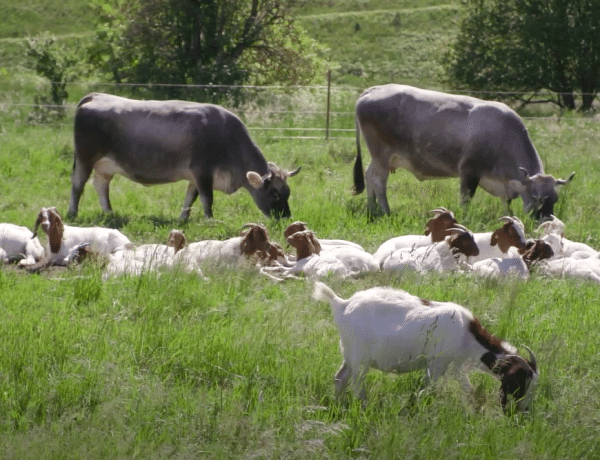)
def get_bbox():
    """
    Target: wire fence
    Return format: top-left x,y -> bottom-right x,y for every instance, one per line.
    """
1,75 -> 599,140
